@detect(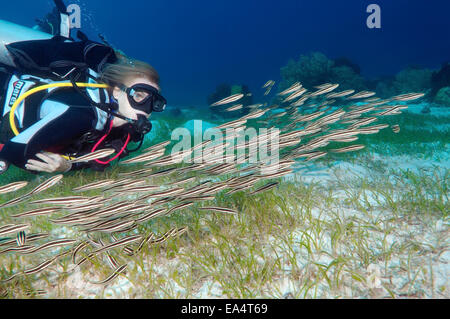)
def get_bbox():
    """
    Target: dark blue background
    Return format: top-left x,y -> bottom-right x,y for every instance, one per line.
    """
1,0 -> 449,106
